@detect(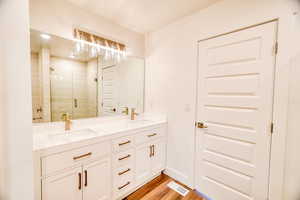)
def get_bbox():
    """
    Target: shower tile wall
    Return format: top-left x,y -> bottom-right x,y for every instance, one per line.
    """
31,52 -> 43,122
50,57 -> 90,121
87,58 -> 98,117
